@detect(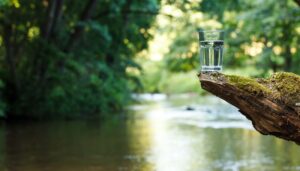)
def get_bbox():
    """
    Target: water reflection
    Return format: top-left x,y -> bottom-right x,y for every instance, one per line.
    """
0,95 -> 299,170
0,121 -> 139,171
134,95 -> 300,171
